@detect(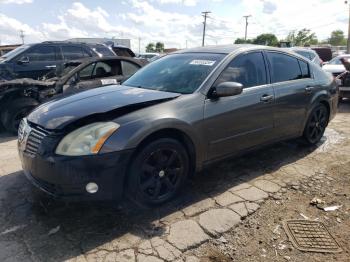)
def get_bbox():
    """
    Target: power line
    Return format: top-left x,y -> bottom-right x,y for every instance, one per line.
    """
202,11 -> 211,46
